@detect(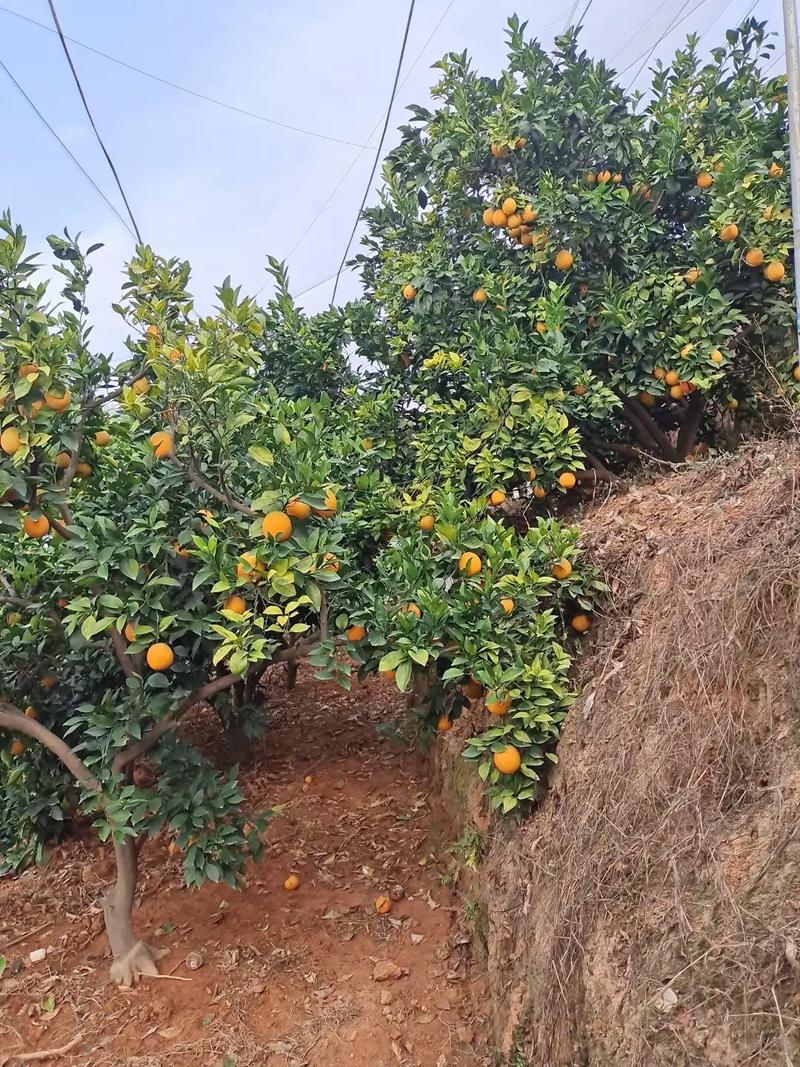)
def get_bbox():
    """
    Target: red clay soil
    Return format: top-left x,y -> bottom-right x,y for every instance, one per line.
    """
0,672 -> 488,1067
